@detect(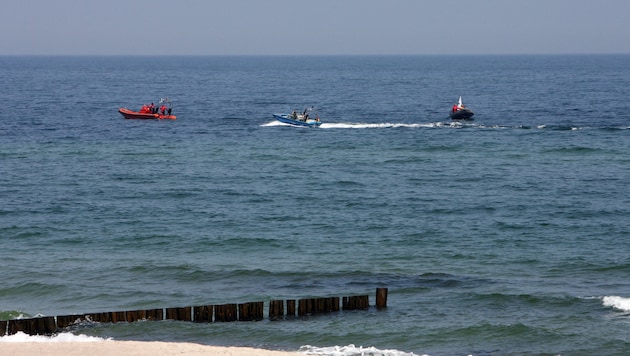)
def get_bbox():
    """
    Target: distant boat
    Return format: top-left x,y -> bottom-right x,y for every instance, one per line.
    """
449,96 -> 474,120
119,98 -> 176,120
273,107 -> 322,127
